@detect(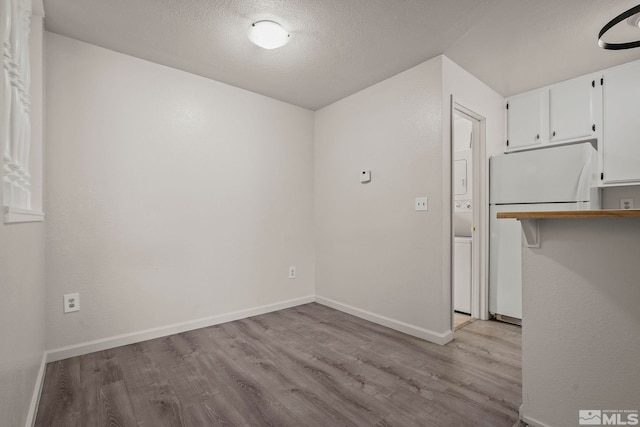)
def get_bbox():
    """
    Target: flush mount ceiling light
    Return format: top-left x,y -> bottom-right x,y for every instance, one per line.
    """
248,20 -> 290,50
598,4 -> 640,50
